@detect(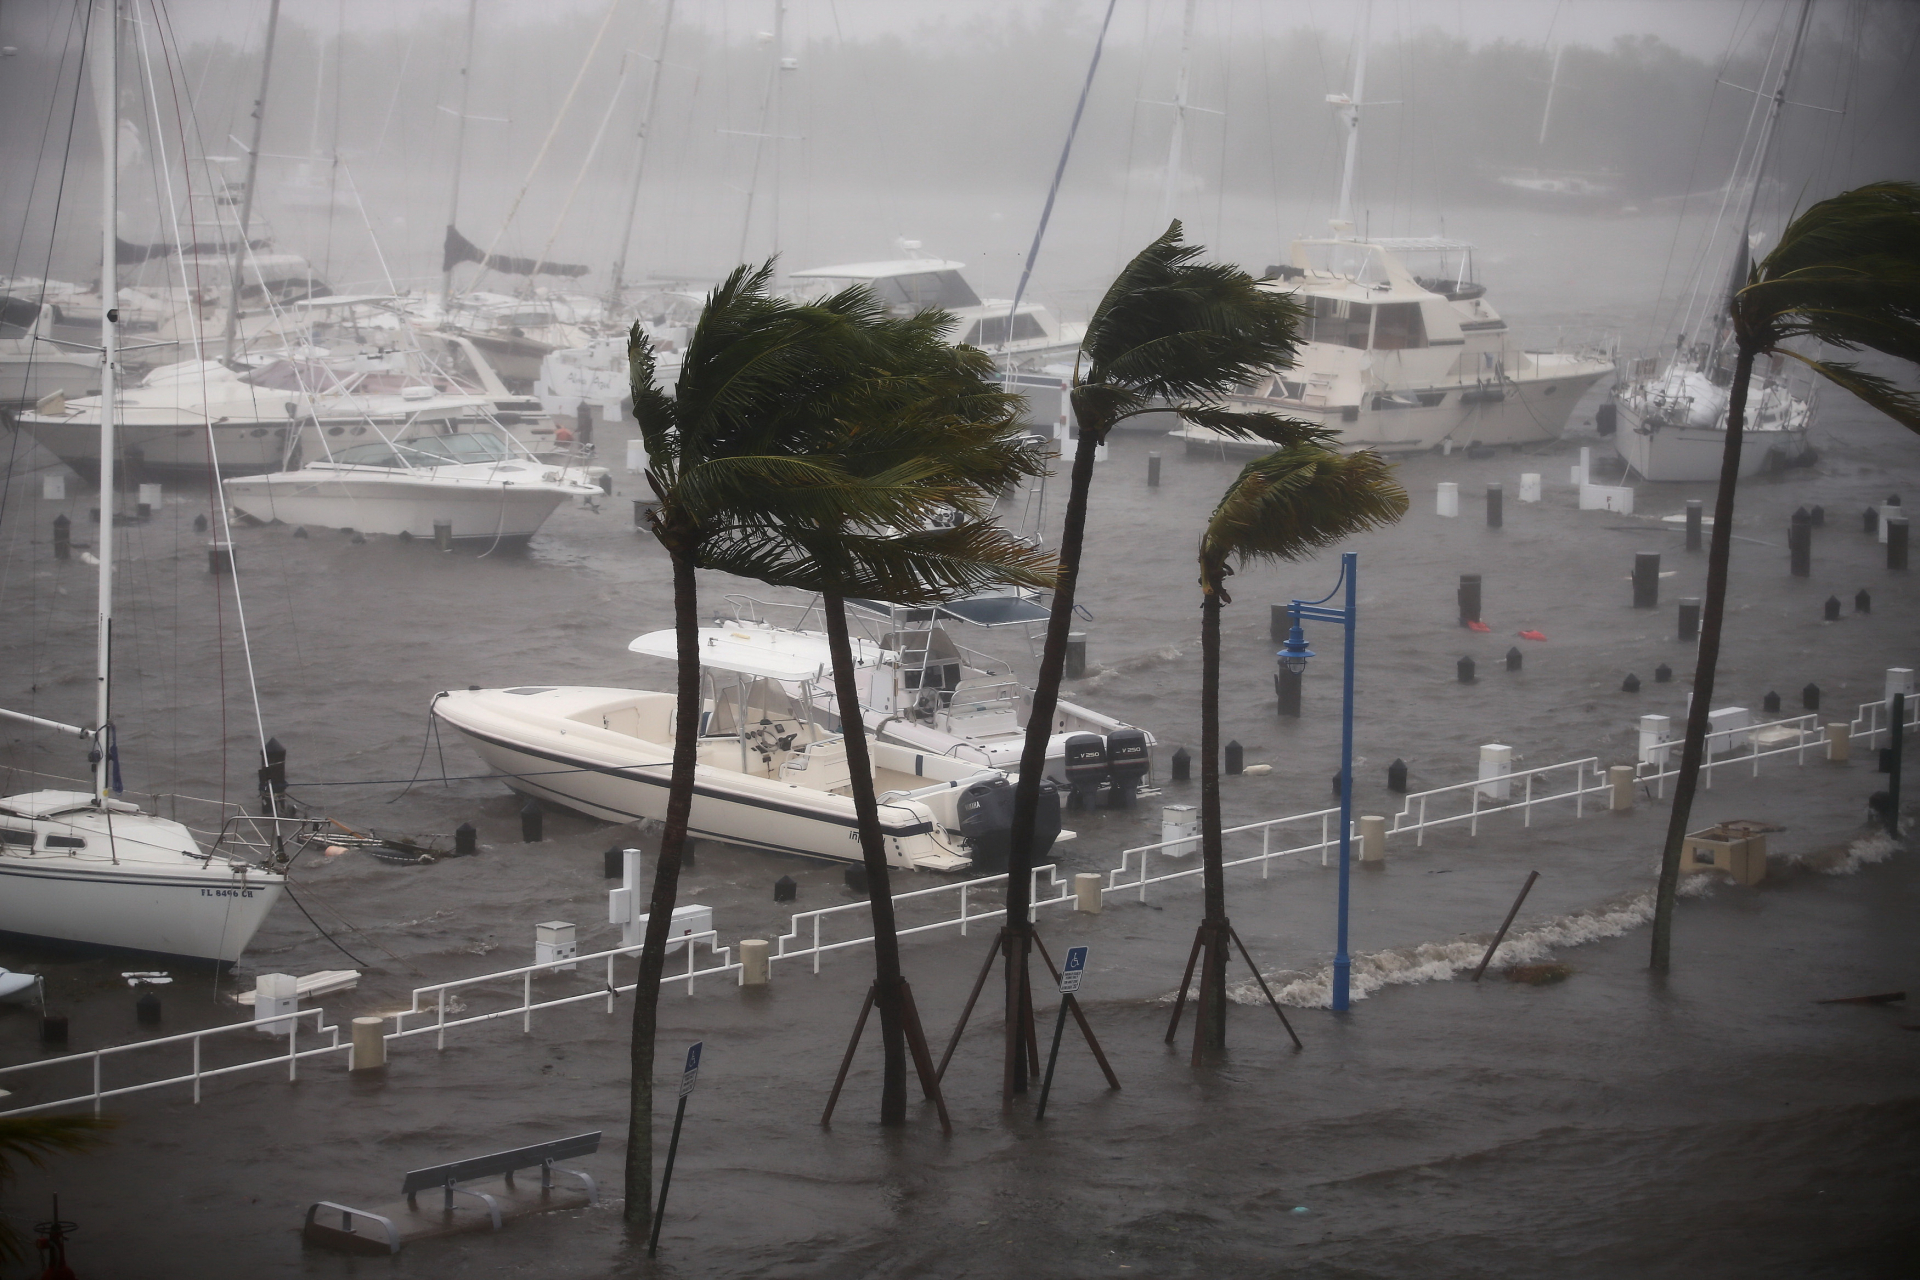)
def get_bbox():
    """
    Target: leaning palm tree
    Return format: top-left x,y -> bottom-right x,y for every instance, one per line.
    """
623,261 -> 900,1229
707,303 -> 1055,1124
1184,444 -> 1407,1052
0,1114 -> 112,1264
992,221 -> 1322,1097
1651,181 -> 1920,972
